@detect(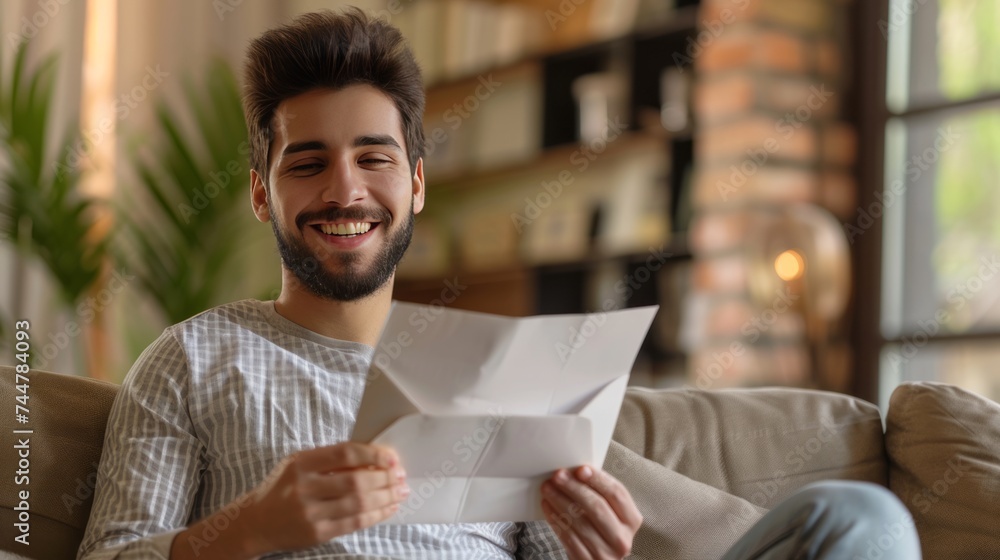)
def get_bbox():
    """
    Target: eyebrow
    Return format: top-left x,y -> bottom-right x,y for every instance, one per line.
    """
281,135 -> 403,158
